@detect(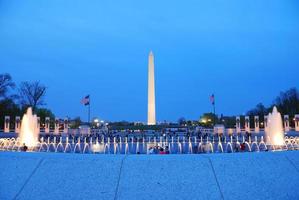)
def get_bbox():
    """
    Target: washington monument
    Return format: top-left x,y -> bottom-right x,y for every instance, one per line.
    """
147,51 -> 156,125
